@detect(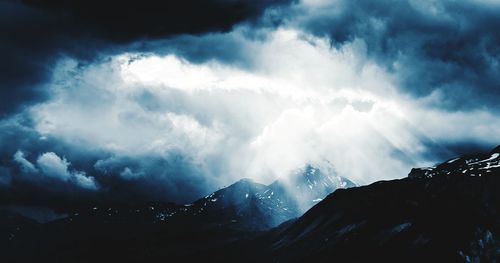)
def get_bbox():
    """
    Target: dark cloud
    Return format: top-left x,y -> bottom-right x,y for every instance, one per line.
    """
0,0 -> 291,116
94,154 -> 216,203
23,0 -> 291,42
291,0 -> 500,110
0,113 -> 215,206
0,144 -> 215,207
138,33 -> 258,68
0,124 -> 215,206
